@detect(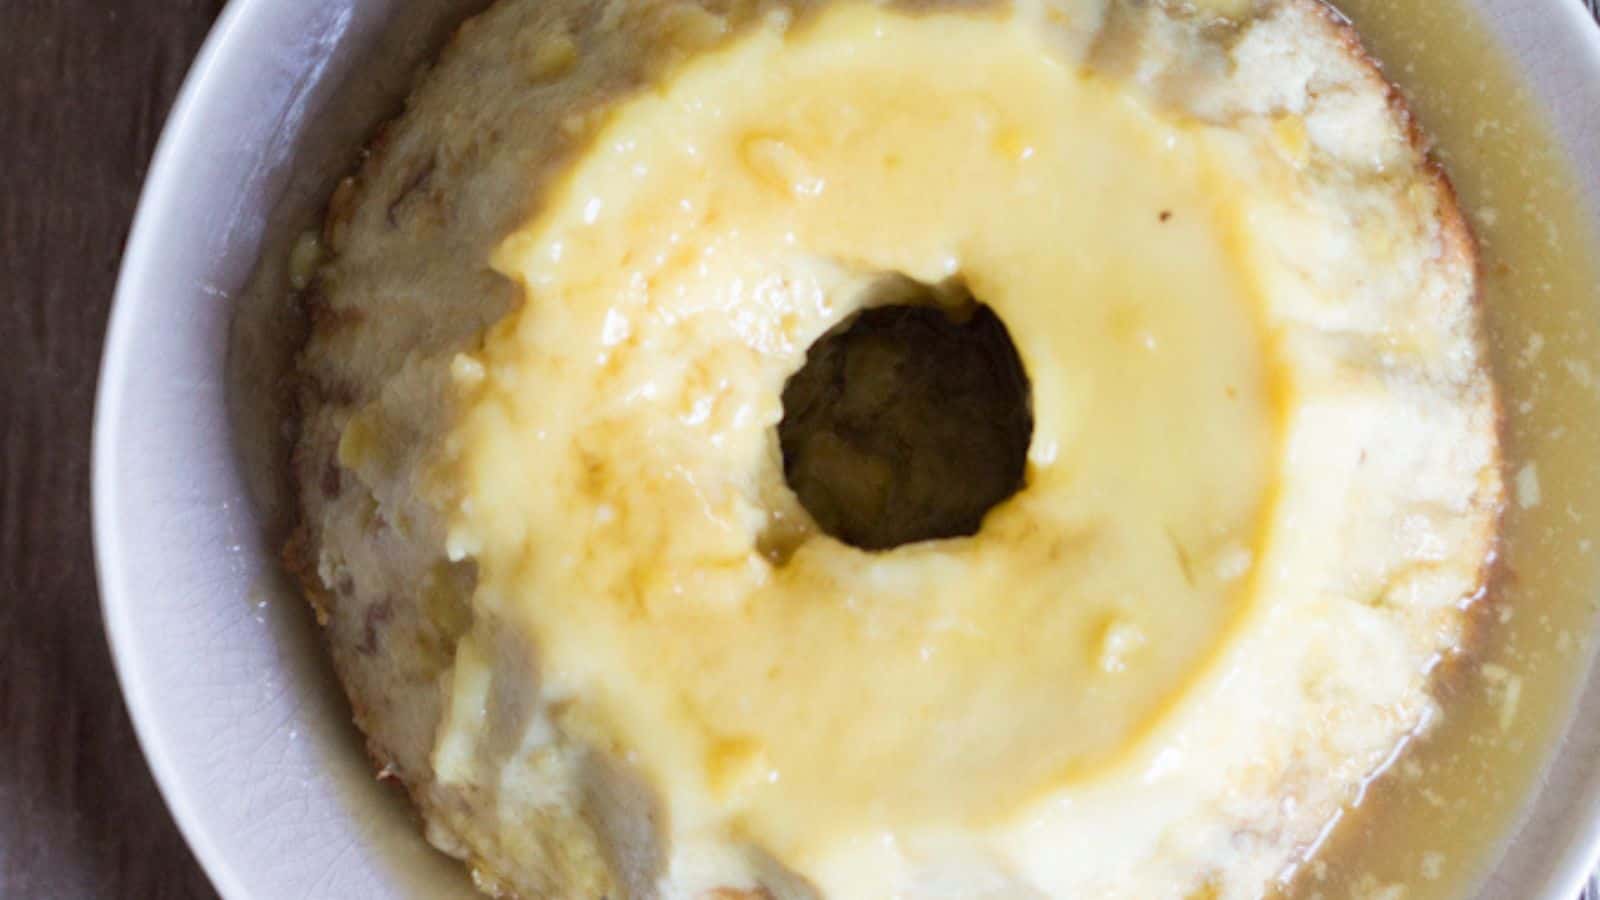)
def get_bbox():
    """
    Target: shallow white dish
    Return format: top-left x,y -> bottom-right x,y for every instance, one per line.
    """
94,1 -> 1600,897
